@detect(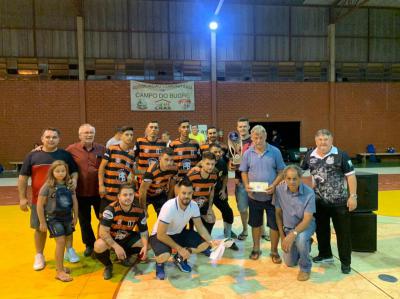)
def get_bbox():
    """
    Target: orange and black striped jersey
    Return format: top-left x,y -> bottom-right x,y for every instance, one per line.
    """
134,137 -> 166,172
187,170 -> 217,214
101,201 -> 147,241
142,162 -> 178,197
169,138 -> 200,177
103,145 -> 135,202
200,141 -> 228,154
